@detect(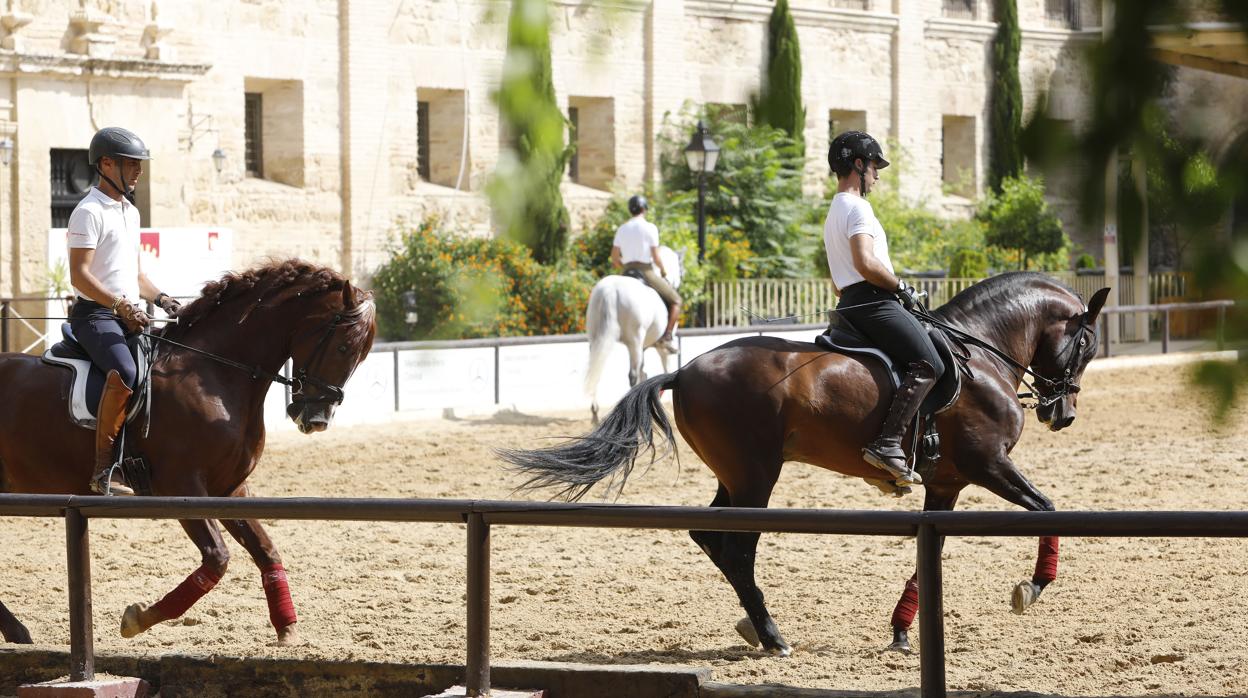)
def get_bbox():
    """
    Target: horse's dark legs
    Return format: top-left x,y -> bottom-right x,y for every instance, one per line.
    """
0,601 -> 32,644
689,482 -> 791,656
221,507 -> 300,646
121,518 -> 230,638
887,488 -> 959,653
